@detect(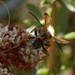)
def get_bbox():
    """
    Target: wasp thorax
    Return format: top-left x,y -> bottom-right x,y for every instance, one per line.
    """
41,31 -> 52,40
